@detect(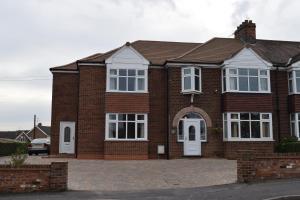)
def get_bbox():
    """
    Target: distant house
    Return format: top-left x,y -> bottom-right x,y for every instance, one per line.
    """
26,123 -> 51,140
0,123 -> 51,143
0,130 -> 30,142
